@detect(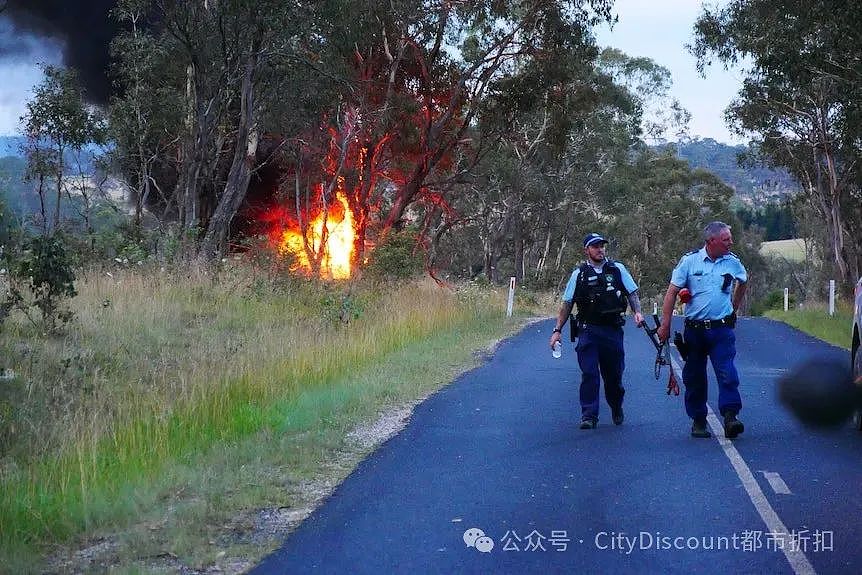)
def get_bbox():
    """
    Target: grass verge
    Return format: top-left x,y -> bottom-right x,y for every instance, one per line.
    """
0,266 -> 549,573
764,303 -> 853,350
